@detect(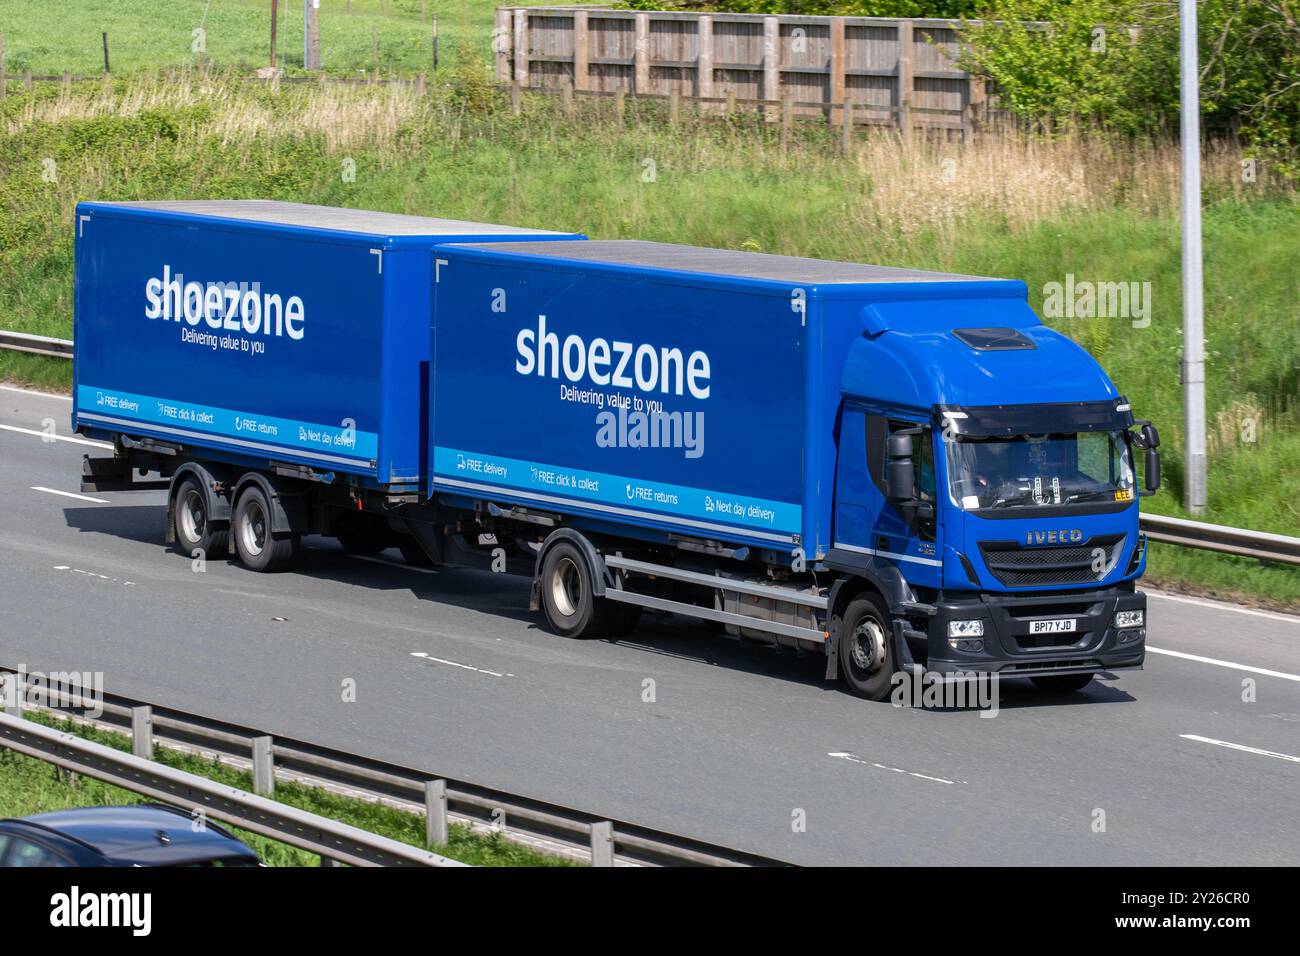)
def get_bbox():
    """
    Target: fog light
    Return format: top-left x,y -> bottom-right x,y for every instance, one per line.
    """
1114,610 -> 1144,628
948,637 -> 985,653
1118,628 -> 1145,644
948,619 -> 984,638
